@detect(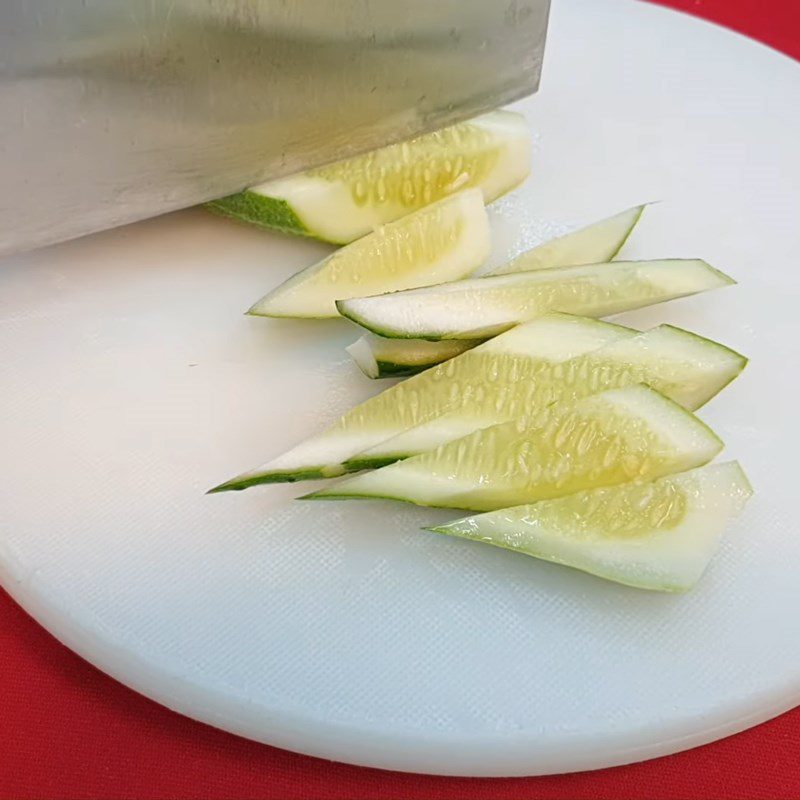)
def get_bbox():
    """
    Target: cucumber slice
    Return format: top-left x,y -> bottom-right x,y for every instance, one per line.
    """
347,204 -> 648,377
487,203 -> 647,276
593,324 -> 747,410
337,259 -> 735,340
347,323 -> 745,468
208,314 -> 634,492
207,111 -> 531,245
427,461 -> 752,592
305,385 -> 724,511
247,189 -> 490,319
206,192 -> 311,239
346,335 -> 480,379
